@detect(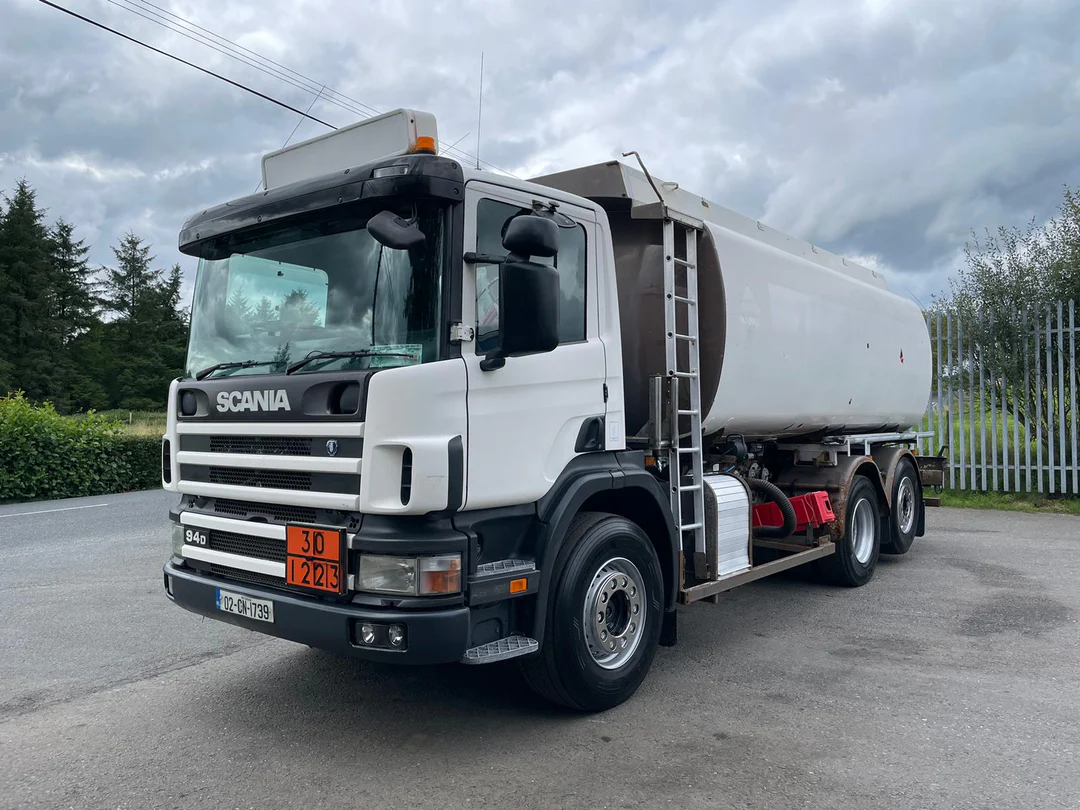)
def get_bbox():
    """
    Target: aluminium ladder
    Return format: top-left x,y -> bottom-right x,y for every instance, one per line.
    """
663,217 -> 708,577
